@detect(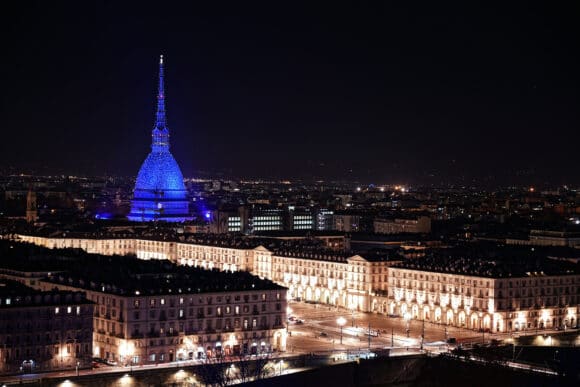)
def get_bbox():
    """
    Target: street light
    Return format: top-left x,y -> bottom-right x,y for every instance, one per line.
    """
76,361 -> 80,376
279,360 -> 284,376
286,307 -> 293,333
404,312 -> 411,338
337,317 -> 346,344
